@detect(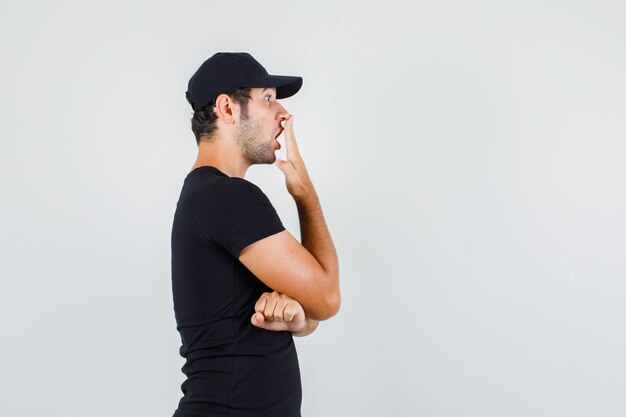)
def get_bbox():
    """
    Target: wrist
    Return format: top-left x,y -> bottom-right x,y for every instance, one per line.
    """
294,187 -> 318,207
292,318 -> 319,337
